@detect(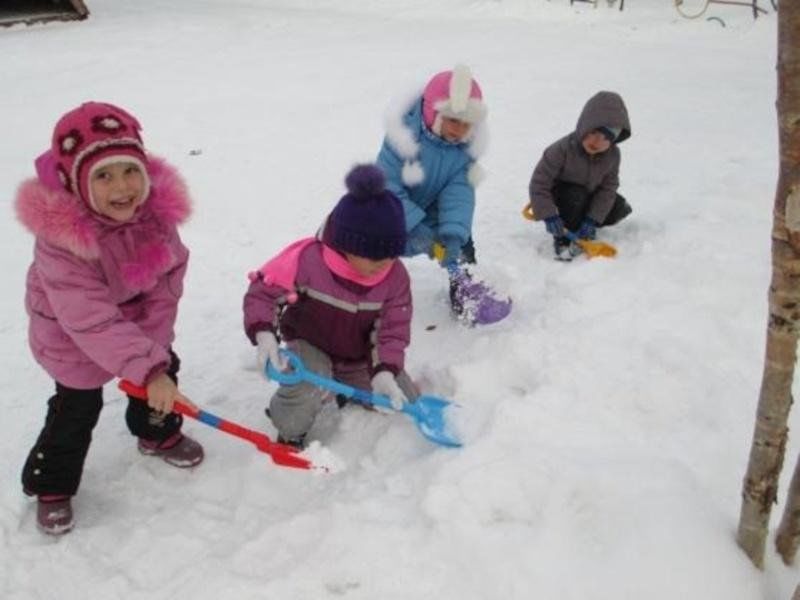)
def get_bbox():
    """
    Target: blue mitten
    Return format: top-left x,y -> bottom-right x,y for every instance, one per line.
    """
406,223 -> 435,257
576,217 -> 597,240
544,215 -> 565,238
439,235 -> 463,269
